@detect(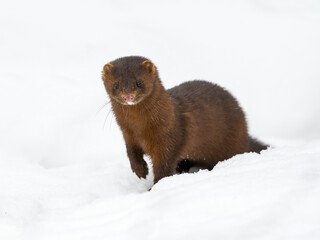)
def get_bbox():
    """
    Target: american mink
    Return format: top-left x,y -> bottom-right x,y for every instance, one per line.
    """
102,56 -> 268,184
